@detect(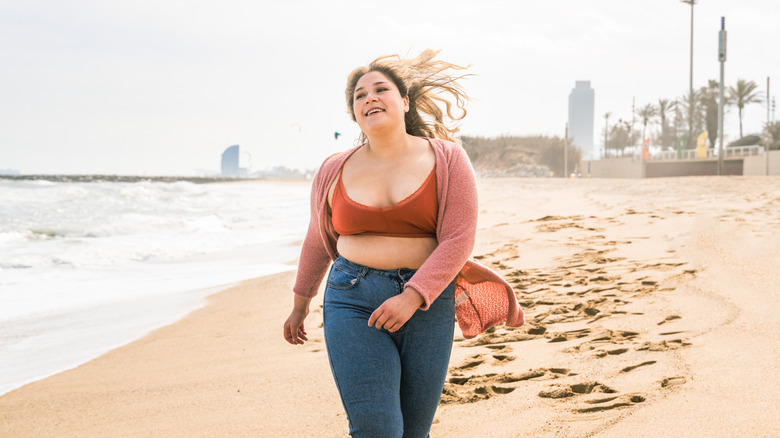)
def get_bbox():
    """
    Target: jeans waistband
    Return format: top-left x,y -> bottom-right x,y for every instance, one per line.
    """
334,255 -> 417,280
